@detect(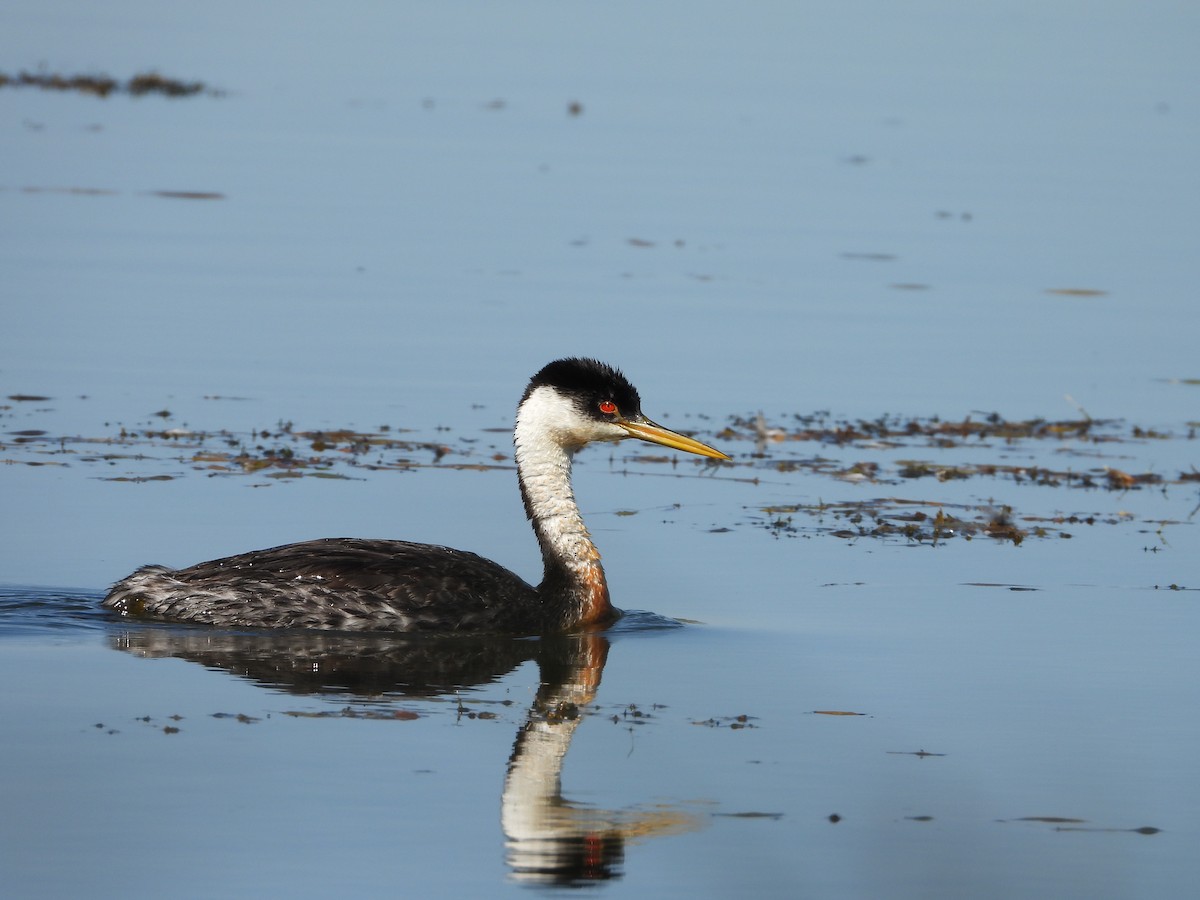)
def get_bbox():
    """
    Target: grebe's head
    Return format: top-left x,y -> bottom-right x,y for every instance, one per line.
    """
516,358 -> 730,459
